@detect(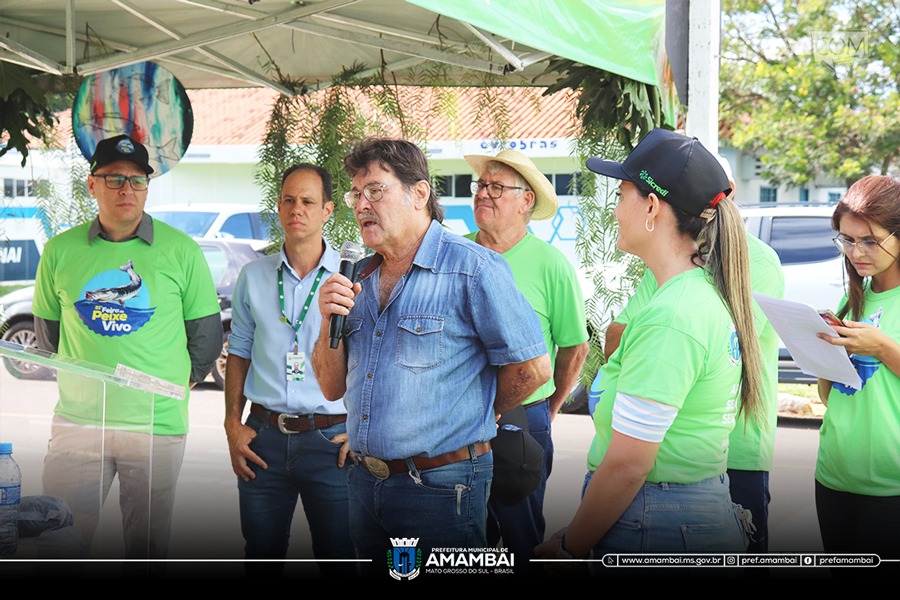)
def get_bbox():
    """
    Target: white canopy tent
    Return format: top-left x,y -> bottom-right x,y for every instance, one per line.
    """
0,1 -> 719,145
0,1 -> 660,89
